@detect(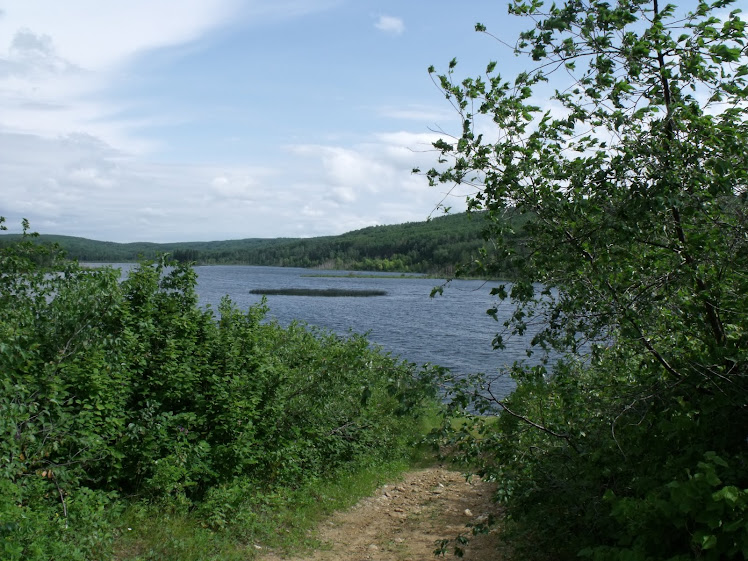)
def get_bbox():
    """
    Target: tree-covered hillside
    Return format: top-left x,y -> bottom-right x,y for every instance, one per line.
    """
0,211 -> 527,275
